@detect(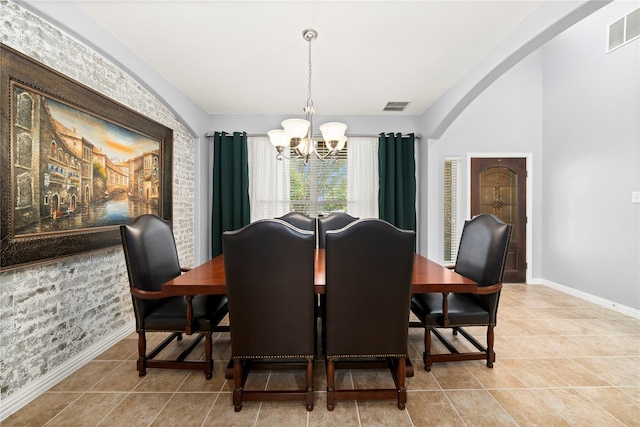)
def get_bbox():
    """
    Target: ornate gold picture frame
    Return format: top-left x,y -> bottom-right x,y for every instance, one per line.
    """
1,44 -> 173,270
